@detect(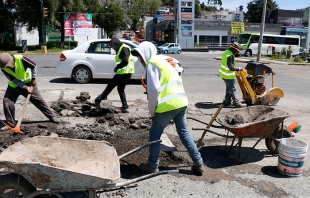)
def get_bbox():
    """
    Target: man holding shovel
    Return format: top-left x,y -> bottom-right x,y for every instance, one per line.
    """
131,41 -> 205,175
0,53 -> 59,131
